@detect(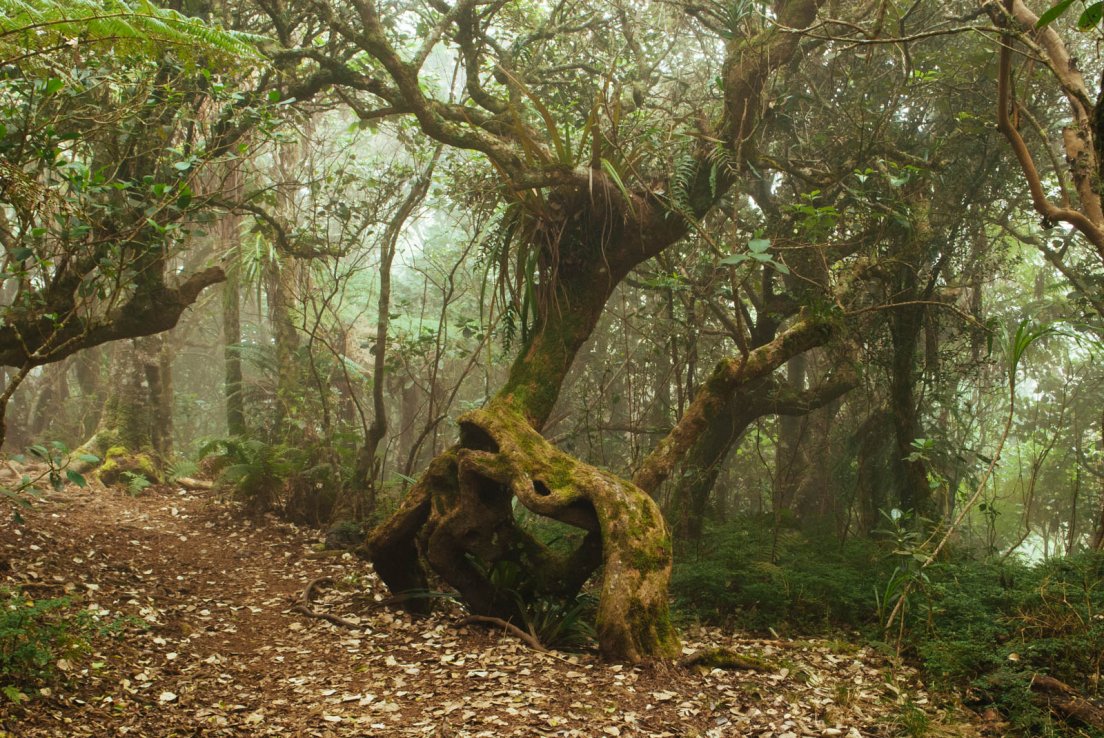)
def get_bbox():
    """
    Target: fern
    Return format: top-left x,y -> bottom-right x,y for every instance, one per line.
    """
0,0 -> 267,65
200,437 -> 301,513
669,154 -> 699,213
